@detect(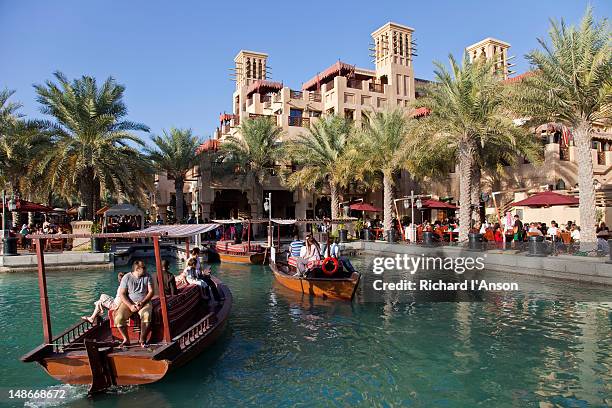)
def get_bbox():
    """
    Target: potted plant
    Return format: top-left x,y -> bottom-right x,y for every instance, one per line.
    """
90,222 -> 105,253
